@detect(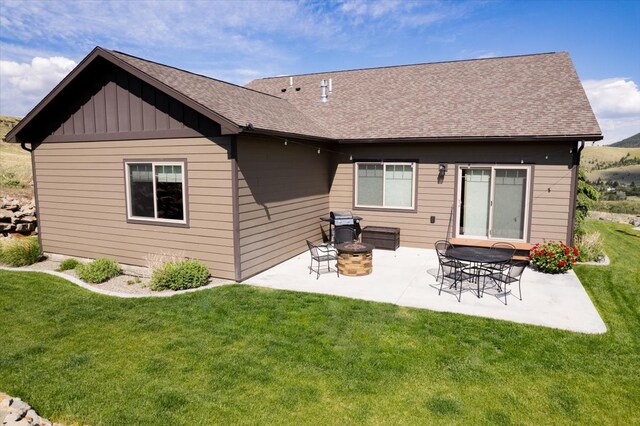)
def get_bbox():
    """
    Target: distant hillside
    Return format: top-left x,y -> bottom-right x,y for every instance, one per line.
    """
581,146 -> 640,171
0,115 -> 20,141
610,132 -> 640,147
